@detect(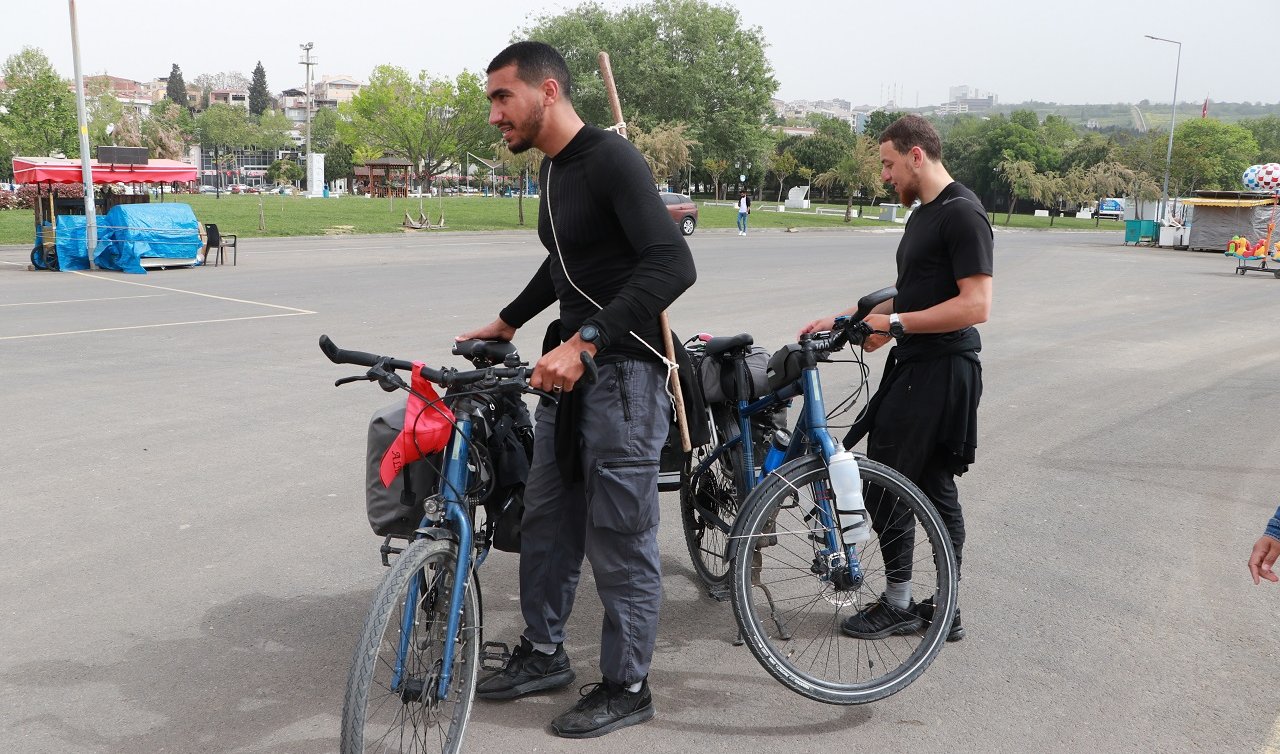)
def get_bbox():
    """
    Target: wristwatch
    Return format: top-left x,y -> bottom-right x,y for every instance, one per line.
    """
888,312 -> 906,339
579,323 -> 601,345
